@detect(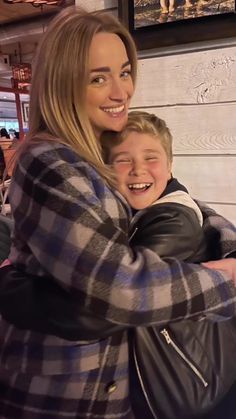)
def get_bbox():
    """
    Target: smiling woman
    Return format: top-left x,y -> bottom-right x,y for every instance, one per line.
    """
86,32 -> 134,138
